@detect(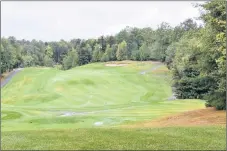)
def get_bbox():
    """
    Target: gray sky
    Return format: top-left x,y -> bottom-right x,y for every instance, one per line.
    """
2,1 -> 204,42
